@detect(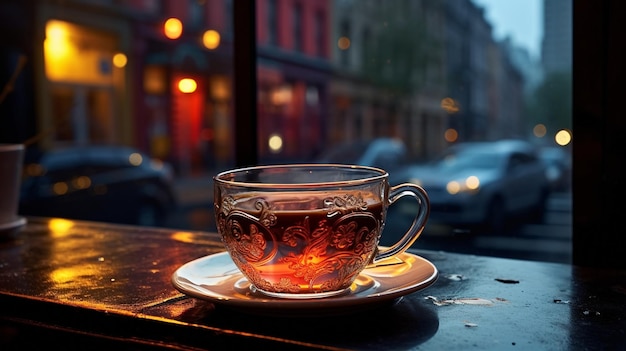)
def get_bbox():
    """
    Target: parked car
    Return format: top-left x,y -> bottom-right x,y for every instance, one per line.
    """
19,145 -> 177,226
538,146 -> 572,192
397,140 -> 551,233
314,138 -> 409,184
